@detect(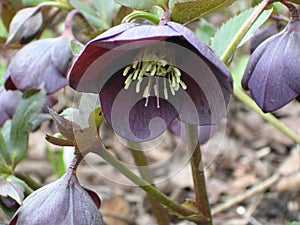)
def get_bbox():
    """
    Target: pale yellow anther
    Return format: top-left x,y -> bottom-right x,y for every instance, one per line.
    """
150,66 -> 156,76
123,66 -> 131,76
122,48 -> 187,108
